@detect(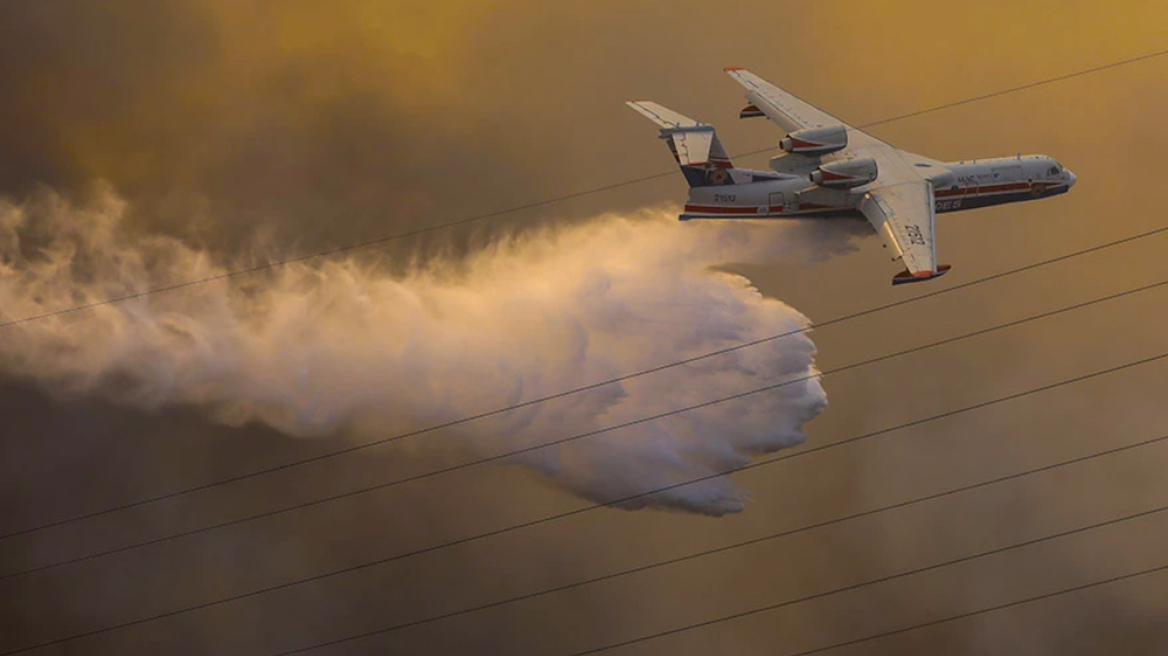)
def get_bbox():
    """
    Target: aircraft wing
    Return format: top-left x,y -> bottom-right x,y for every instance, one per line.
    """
724,67 -> 886,150
724,67 -> 839,132
860,181 -> 950,284
725,67 -> 949,284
